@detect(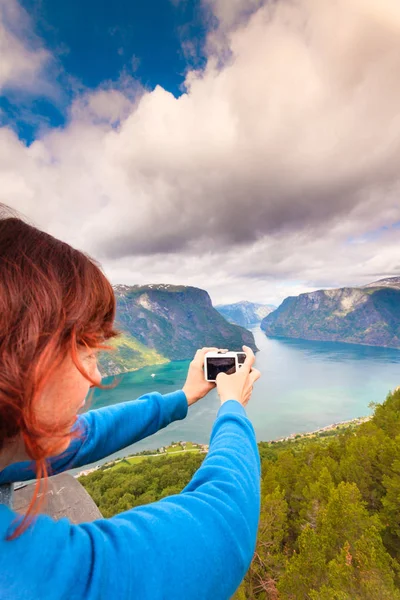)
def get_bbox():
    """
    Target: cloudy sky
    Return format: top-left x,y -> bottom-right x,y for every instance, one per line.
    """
1,0 -> 400,306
